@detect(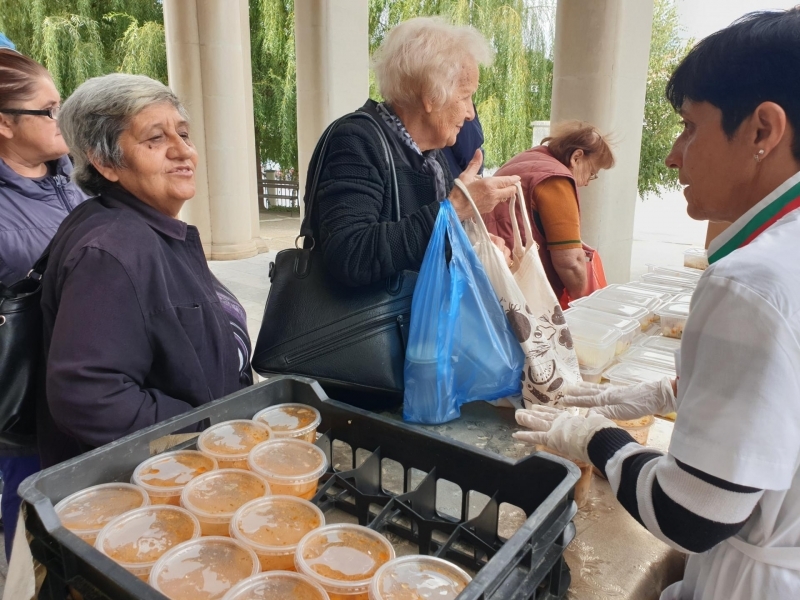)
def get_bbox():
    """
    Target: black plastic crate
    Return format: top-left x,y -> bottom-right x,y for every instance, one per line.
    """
20,376 -> 579,600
